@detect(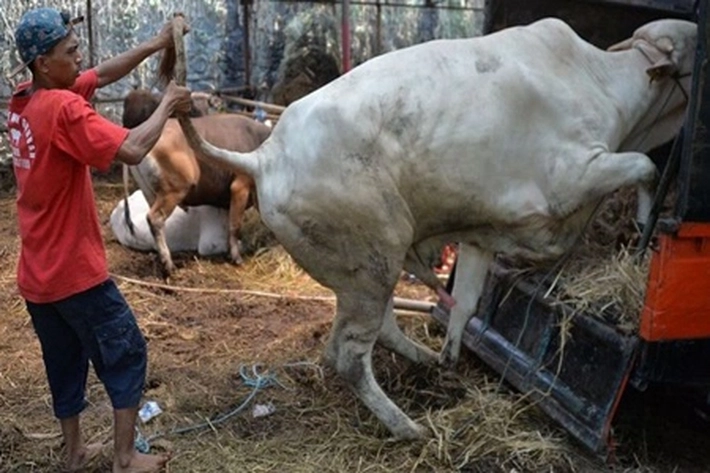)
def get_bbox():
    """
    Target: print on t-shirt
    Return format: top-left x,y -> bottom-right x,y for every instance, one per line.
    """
8,111 -> 36,170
